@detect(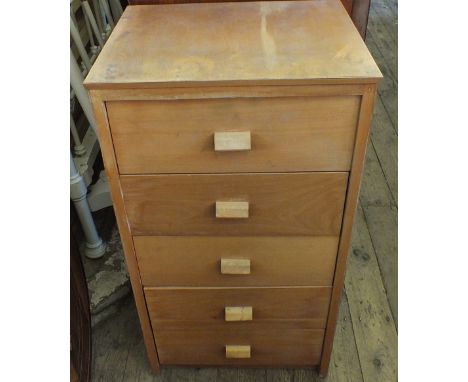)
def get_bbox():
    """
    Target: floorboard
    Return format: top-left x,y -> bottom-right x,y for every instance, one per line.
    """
360,142 -> 396,208
326,292 -> 364,382
370,0 -> 397,46
366,10 -> 397,78
345,207 -> 398,381
369,97 -> 398,205
362,205 -> 398,327
366,32 -> 398,133
239,369 -> 267,382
